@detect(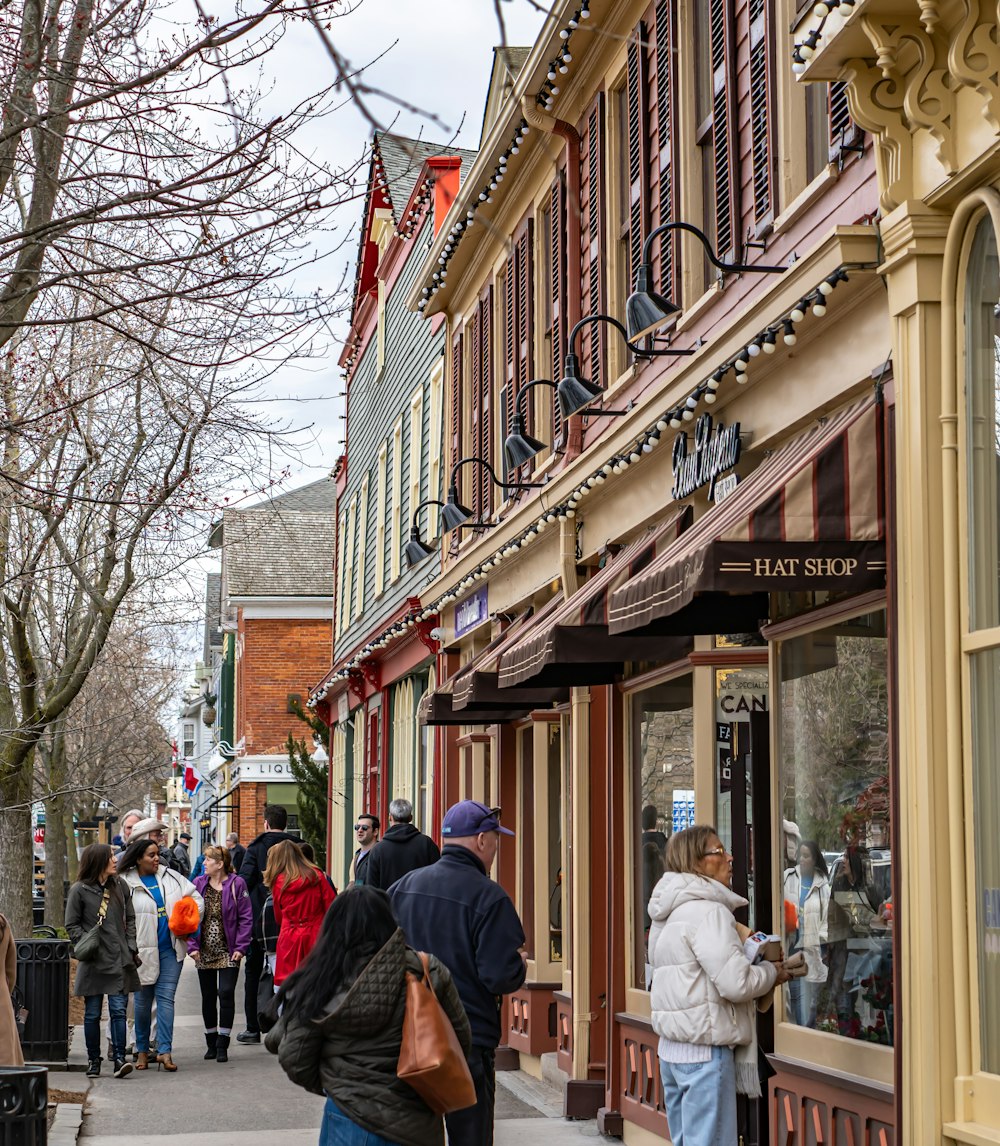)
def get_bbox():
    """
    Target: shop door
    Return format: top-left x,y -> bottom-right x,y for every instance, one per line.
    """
715,670 -> 772,1146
